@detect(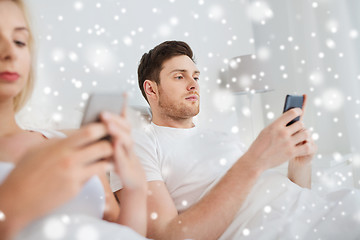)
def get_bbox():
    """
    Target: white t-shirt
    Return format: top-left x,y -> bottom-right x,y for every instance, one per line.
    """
110,123 -> 360,239
110,122 -> 246,212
